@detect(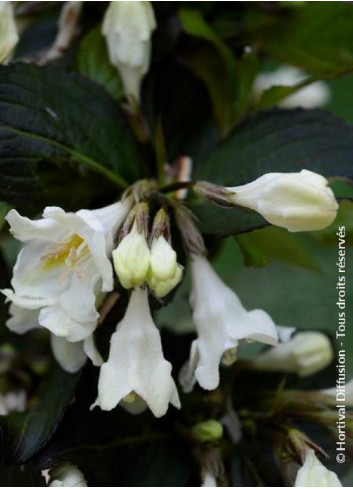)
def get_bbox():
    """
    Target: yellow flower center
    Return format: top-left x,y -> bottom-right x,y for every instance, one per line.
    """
42,234 -> 88,271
